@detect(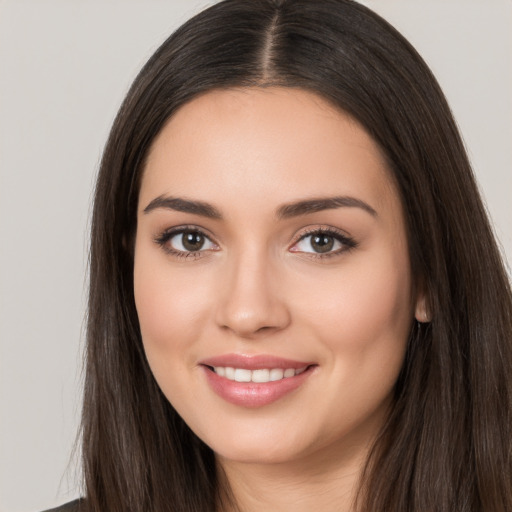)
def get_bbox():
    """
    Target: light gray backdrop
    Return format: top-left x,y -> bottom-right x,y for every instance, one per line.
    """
1,1 -> 511,511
